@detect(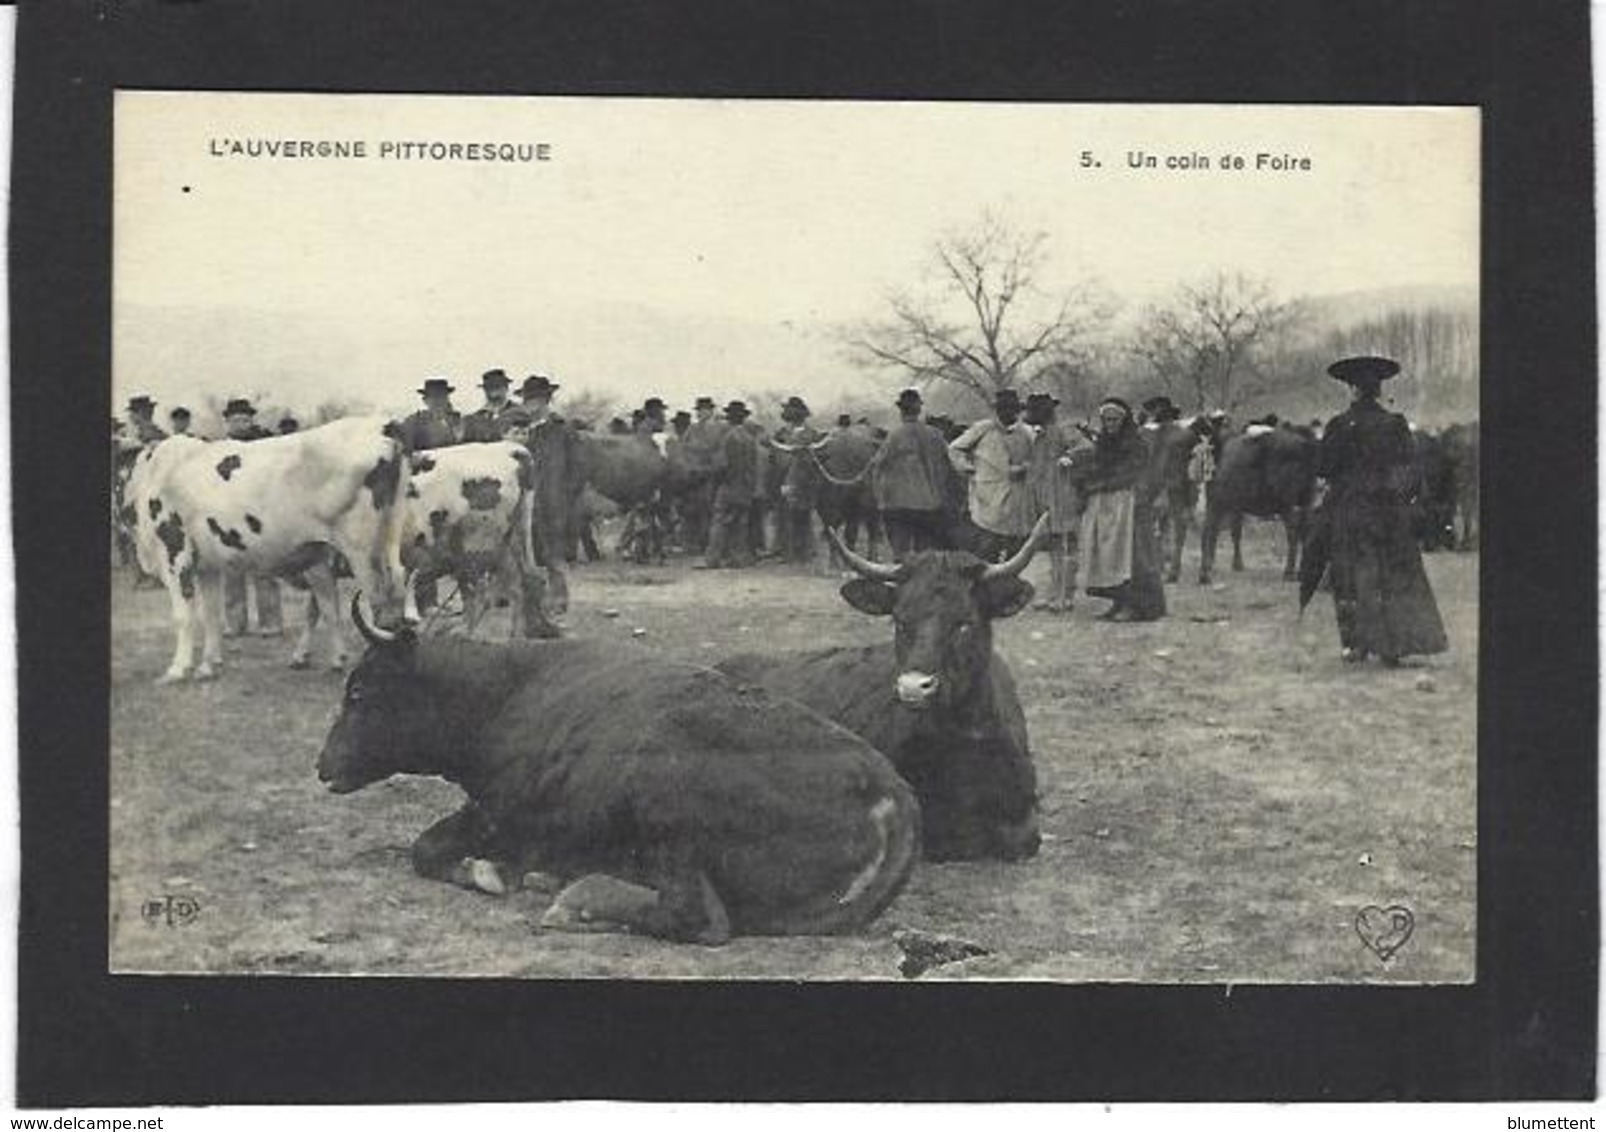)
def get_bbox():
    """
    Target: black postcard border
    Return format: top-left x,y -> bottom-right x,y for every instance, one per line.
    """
12,0 -> 1597,1105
